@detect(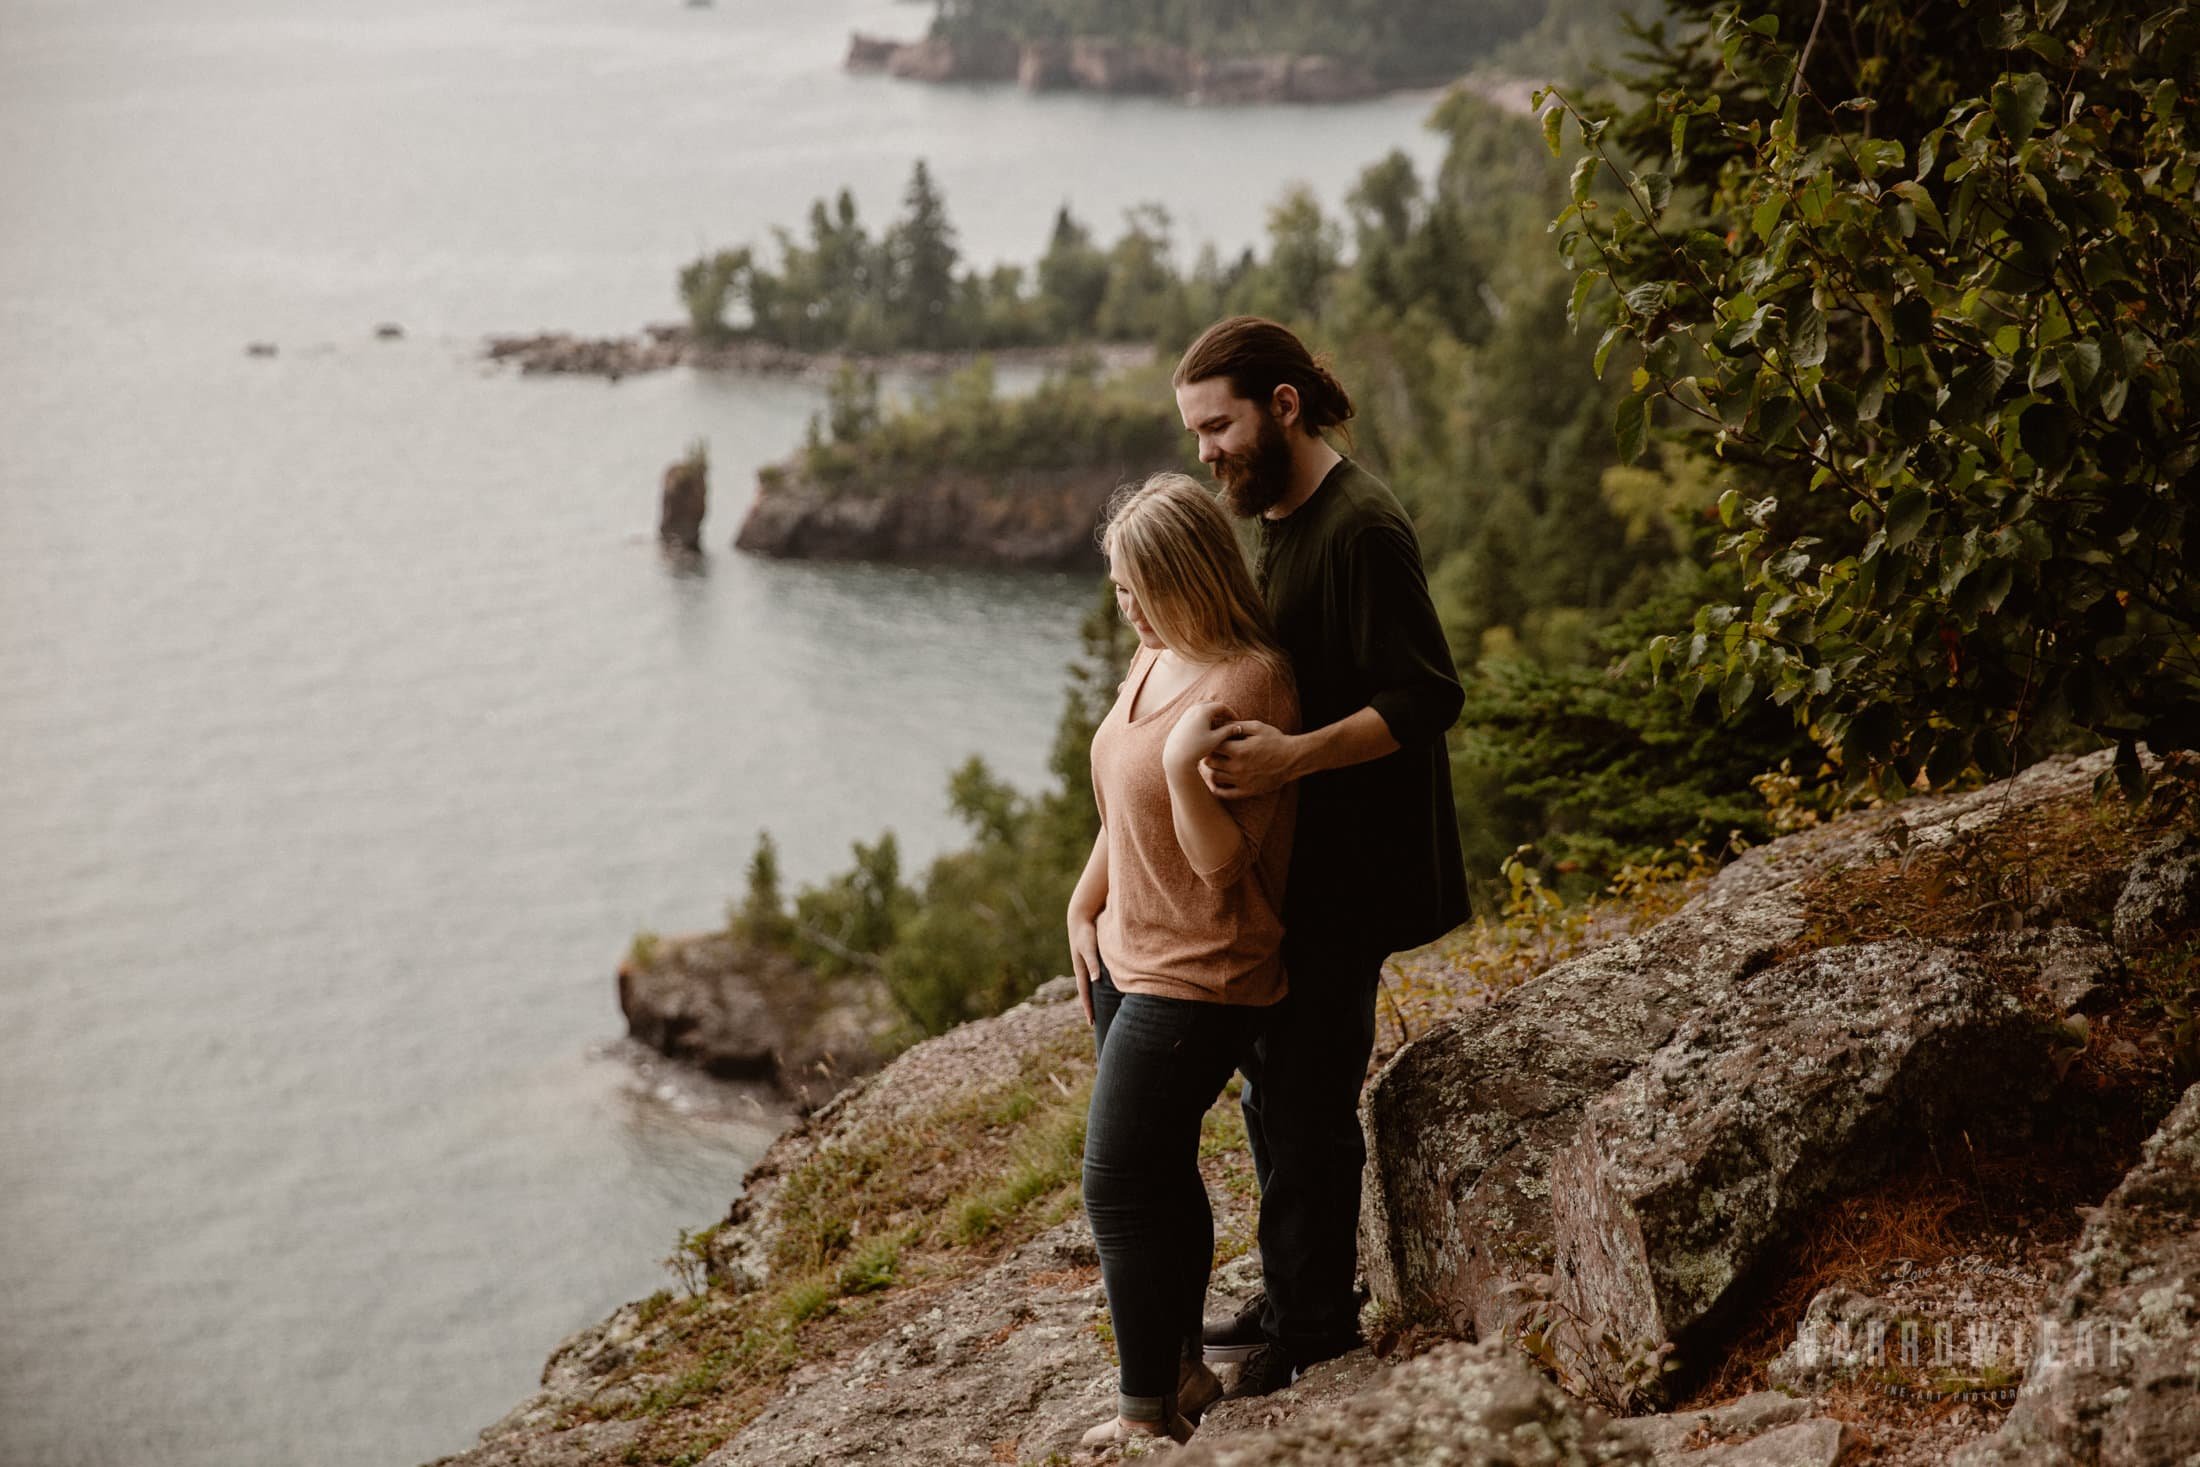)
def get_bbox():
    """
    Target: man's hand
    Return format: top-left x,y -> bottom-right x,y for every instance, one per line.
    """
1163,700 -> 1241,778
1199,719 -> 1297,800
